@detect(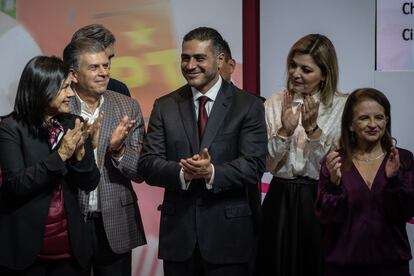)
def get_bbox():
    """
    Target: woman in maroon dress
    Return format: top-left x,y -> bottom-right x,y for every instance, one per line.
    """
316,88 -> 414,276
